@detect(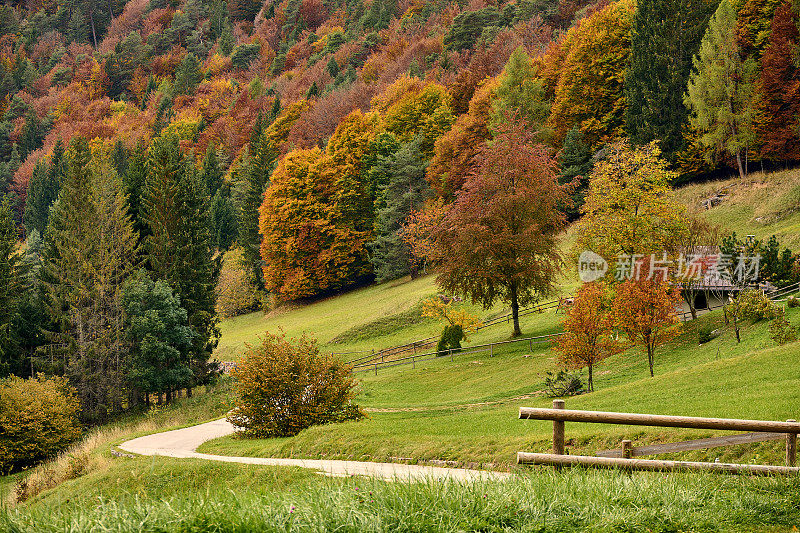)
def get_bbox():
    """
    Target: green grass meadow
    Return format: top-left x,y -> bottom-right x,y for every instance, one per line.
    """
3,172 -> 800,531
